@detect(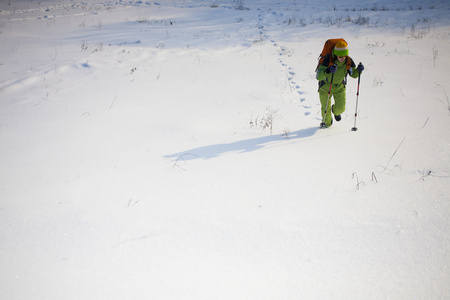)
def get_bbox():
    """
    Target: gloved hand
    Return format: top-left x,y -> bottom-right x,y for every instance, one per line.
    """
326,64 -> 337,74
357,63 -> 364,73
